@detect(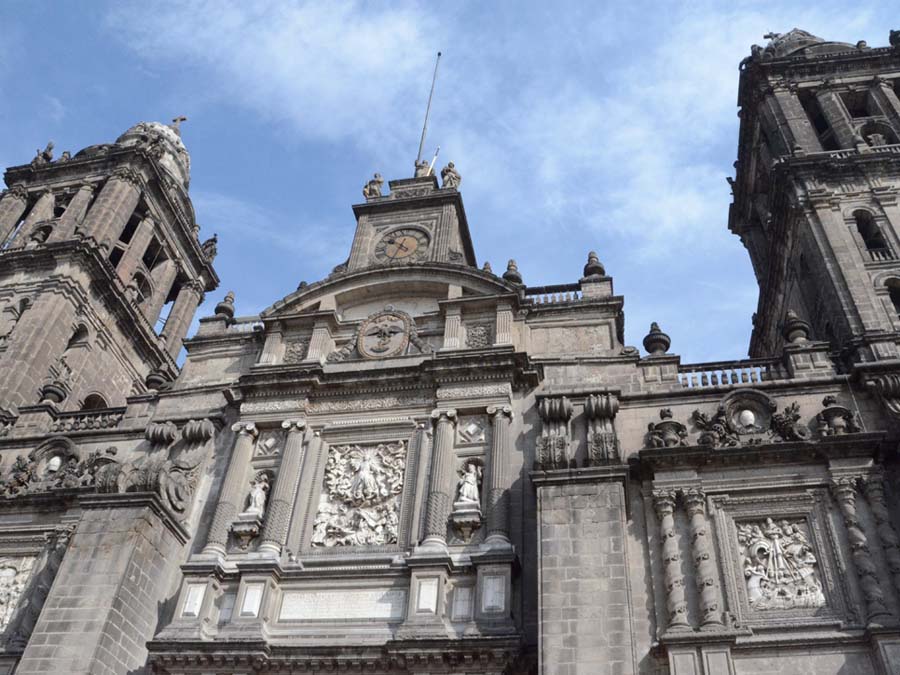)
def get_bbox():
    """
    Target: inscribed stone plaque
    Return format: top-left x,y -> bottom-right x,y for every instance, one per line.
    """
241,583 -> 264,617
416,578 -> 438,614
182,583 -> 205,618
279,588 -> 407,621
451,586 -> 474,621
482,575 -> 505,613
